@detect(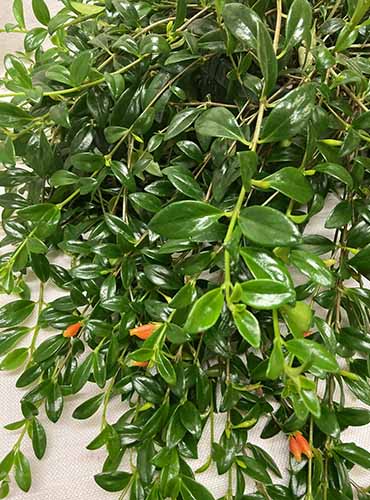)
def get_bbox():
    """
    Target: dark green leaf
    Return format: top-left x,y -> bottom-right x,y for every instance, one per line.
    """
195,108 -> 247,144
31,418 -> 47,459
263,167 -> 314,204
257,22 -> 277,96
14,451 -> 31,492
284,0 -> 312,51
334,443 -> 370,469
95,471 -> 132,492
261,84 -> 316,143
72,393 -> 104,420
0,300 -> 34,328
239,206 -> 301,247
149,201 -> 223,240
